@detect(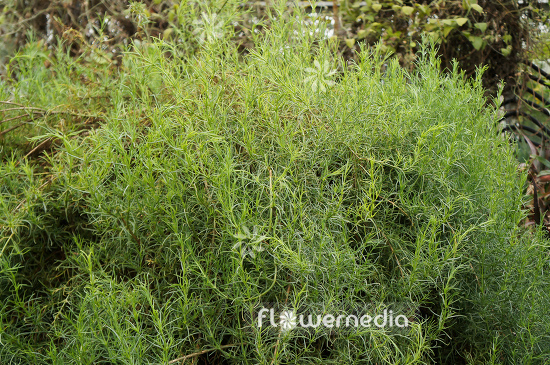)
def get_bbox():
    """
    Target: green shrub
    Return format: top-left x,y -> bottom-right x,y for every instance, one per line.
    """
0,4 -> 549,364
